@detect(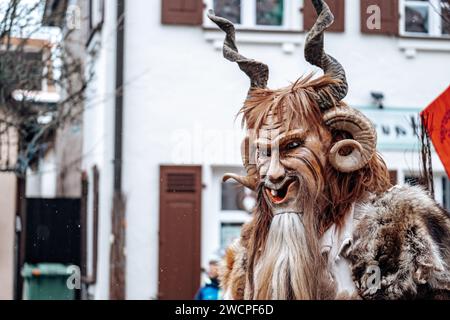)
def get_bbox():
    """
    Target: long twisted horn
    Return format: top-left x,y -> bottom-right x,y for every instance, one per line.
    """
304,0 -> 348,109
209,10 -> 264,190
207,10 -> 269,89
305,1 -> 375,172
